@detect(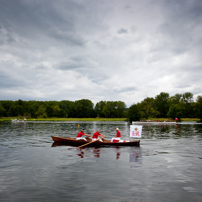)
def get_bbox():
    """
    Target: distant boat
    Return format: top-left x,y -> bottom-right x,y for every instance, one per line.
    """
11,118 -> 27,122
